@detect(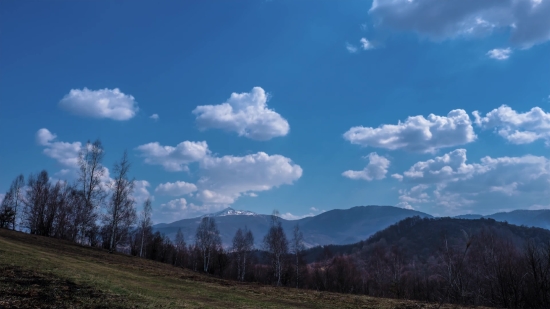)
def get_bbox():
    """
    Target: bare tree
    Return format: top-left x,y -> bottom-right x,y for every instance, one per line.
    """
291,223 -> 305,288
104,151 -> 137,253
77,140 -> 106,243
232,226 -> 254,281
0,191 -> 15,228
195,217 -> 221,273
23,170 -> 50,235
139,198 -> 153,257
174,228 -> 187,267
263,210 -> 288,286
1,175 -> 24,230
